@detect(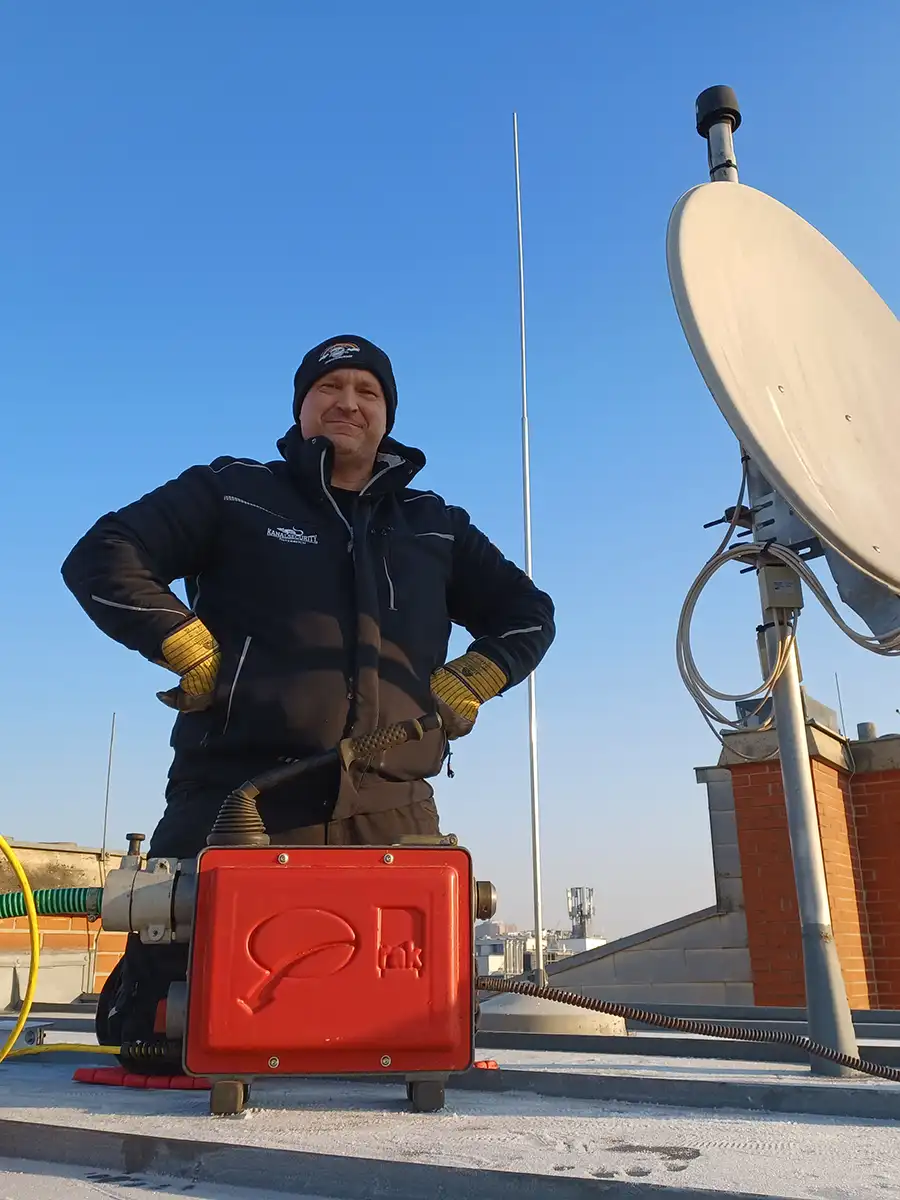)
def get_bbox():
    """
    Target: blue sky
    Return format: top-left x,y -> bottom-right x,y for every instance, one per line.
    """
3,3 -> 900,937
